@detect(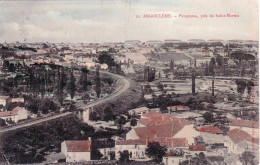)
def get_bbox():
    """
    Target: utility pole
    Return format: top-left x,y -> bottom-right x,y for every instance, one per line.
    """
212,75 -> 215,96
192,69 -> 196,95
